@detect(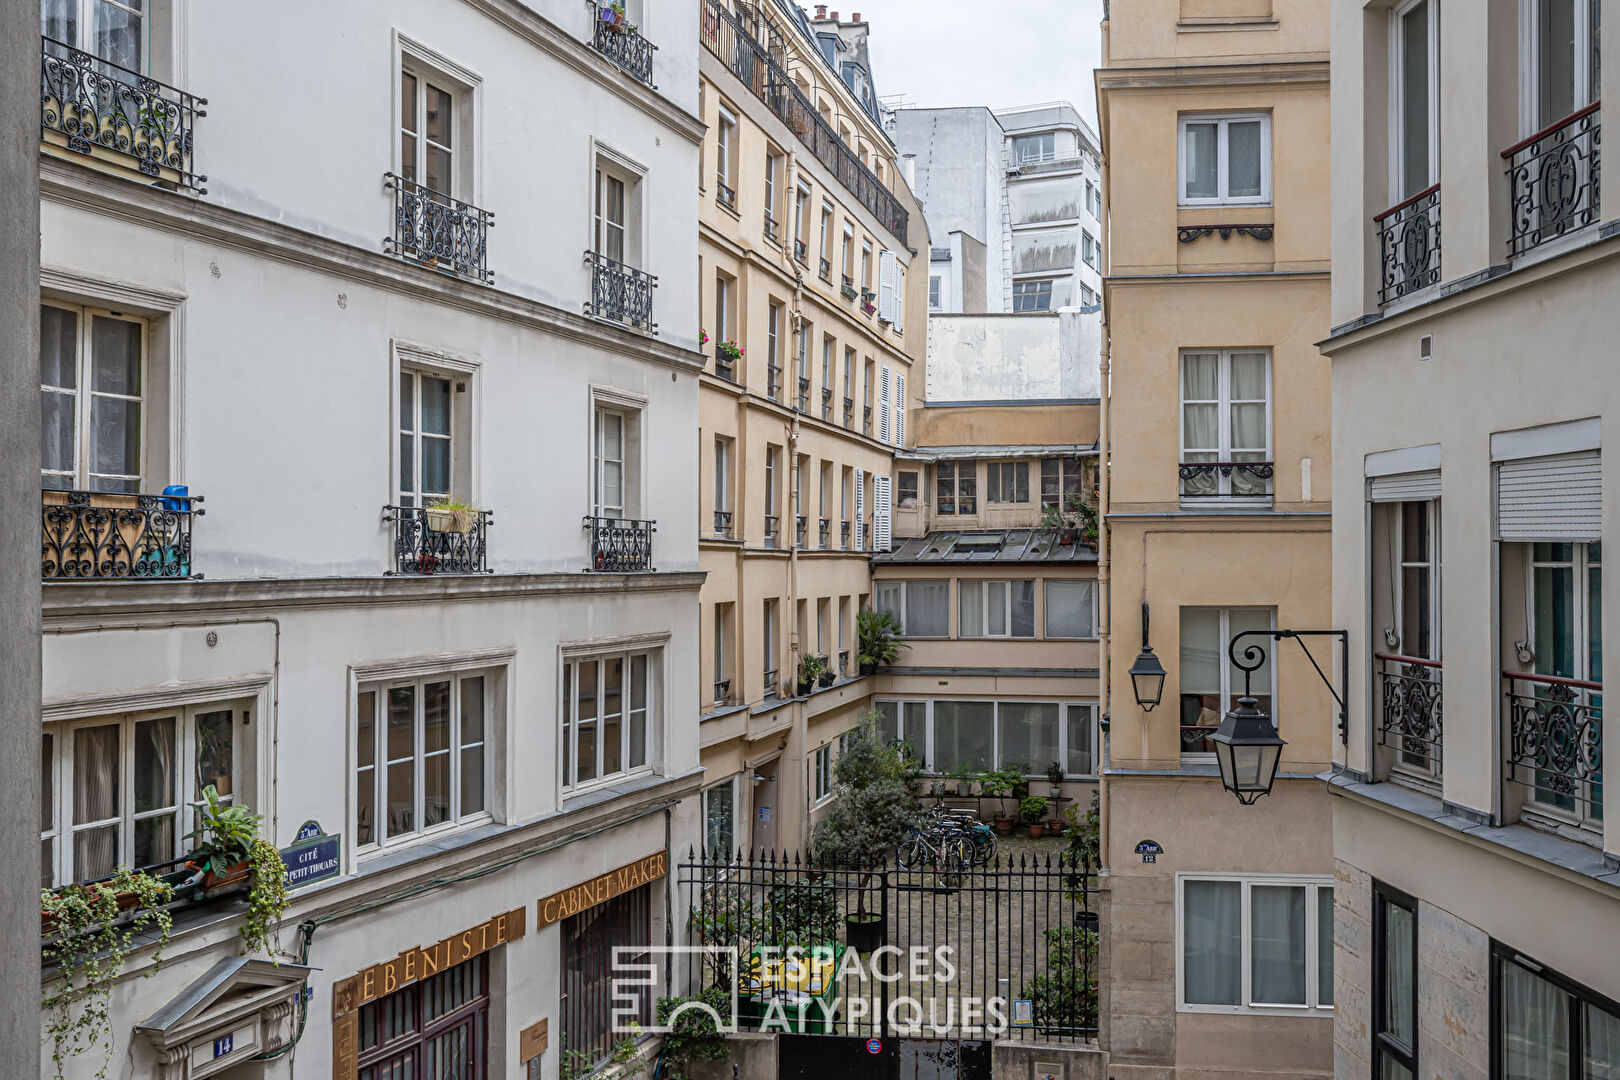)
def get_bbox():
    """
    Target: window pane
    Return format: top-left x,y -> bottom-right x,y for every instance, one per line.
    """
932,701 -> 994,773
133,812 -> 173,870
41,733 -> 53,835
1180,609 -> 1222,695
1584,1002 -> 1620,1079
902,702 -> 927,765
602,657 -> 624,777
40,306 -> 77,388
1383,900 -> 1415,1047
92,0 -> 142,70
1230,352 -> 1267,400
1251,885 -> 1307,1004
73,725 -> 120,826
423,681 -> 451,826
387,687 -> 416,836
401,71 -> 417,134
90,316 -> 141,395
1400,2 -> 1431,197
1538,0 -> 1578,127
41,390 -> 75,477
959,581 -> 983,637
426,84 -> 452,147
1066,706 -> 1093,776
1011,581 -> 1036,637
421,436 -> 450,499
1184,880 -> 1241,1005
133,716 -> 175,814
1500,959 -> 1568,1080
1227,121 -> 1263,198
90,396 -> 140,478
357,690 -> 376,846
1046,580 -> 1095,638
577,660 -> 599,783
628,653 -> 648,769
997,702 -> 1058,773
194,709 -> 234,802
905,580 -> 949,637
1183,122 -> 1218,199
420,375 -> 451,435
1317,887 -> 1334,1006
705,782 -> 734,857
988,581 -> 1007,636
